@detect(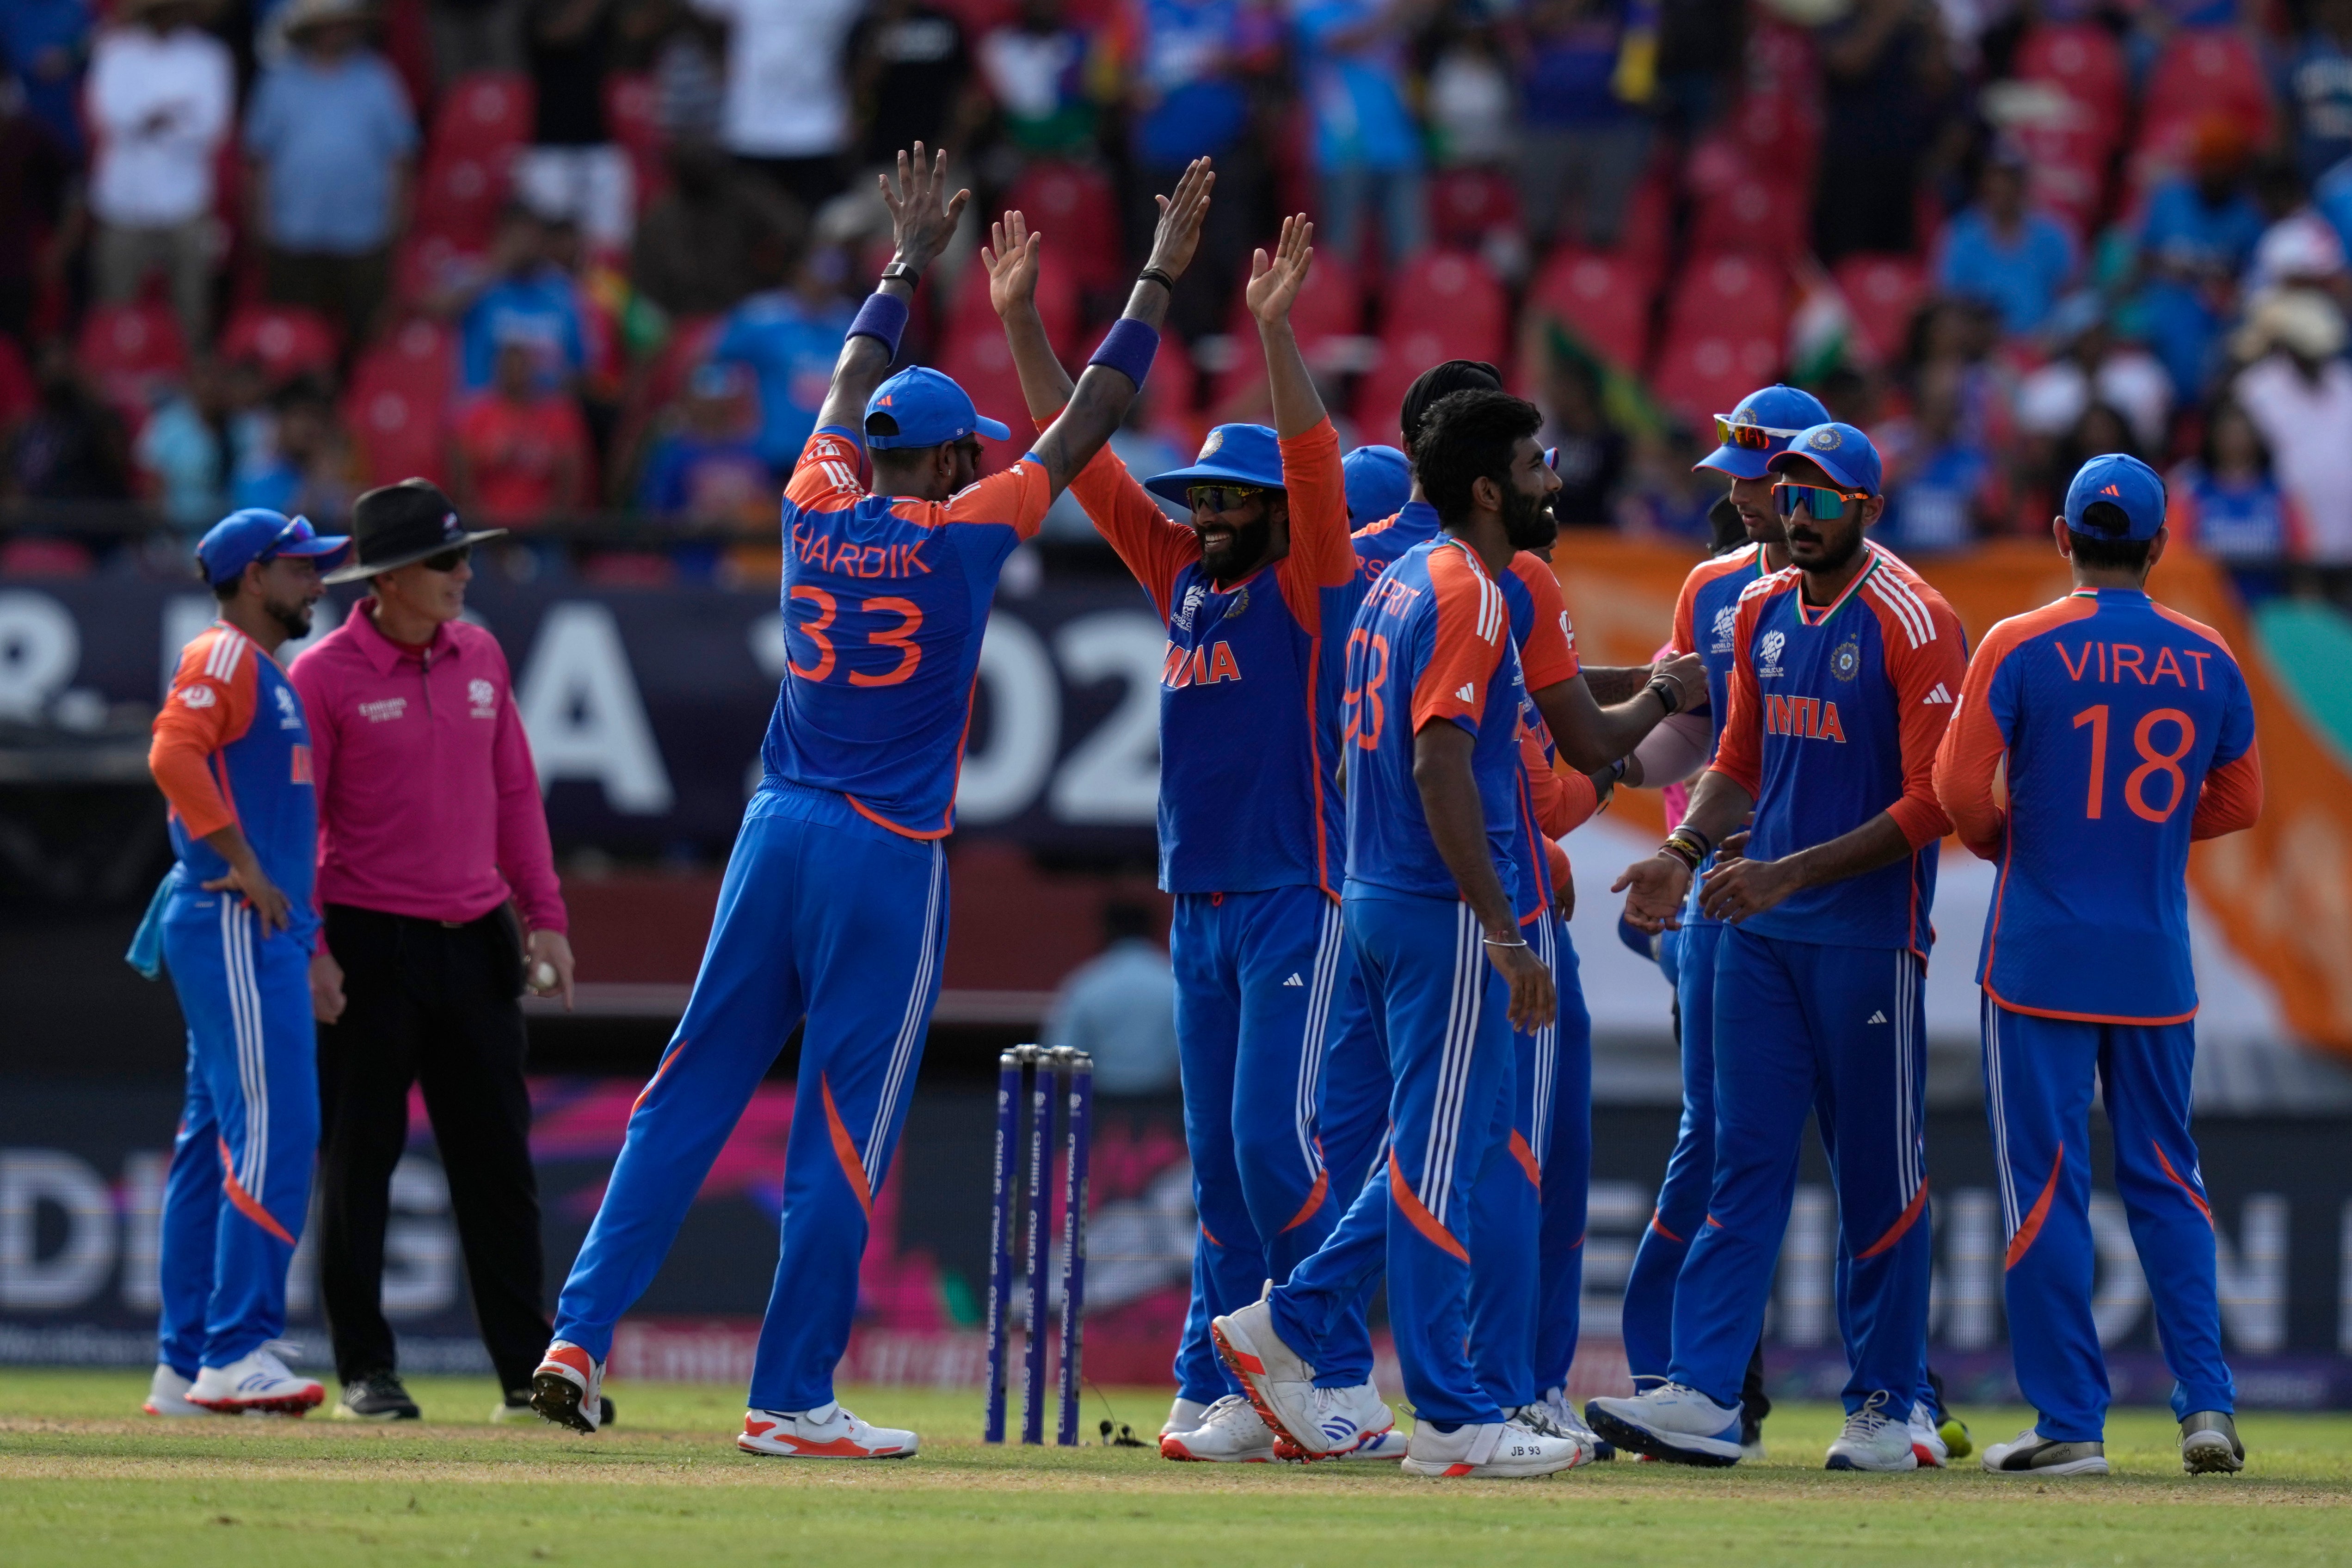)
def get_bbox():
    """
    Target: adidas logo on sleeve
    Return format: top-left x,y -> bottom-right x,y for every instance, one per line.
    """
1456,683 -> 1475,701
1923,683 -> 1953,706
